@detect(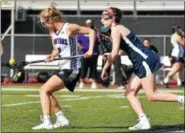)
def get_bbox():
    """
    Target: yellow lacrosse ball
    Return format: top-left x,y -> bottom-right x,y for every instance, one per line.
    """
9,58 -> 16,65
17,72 -> 22,77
